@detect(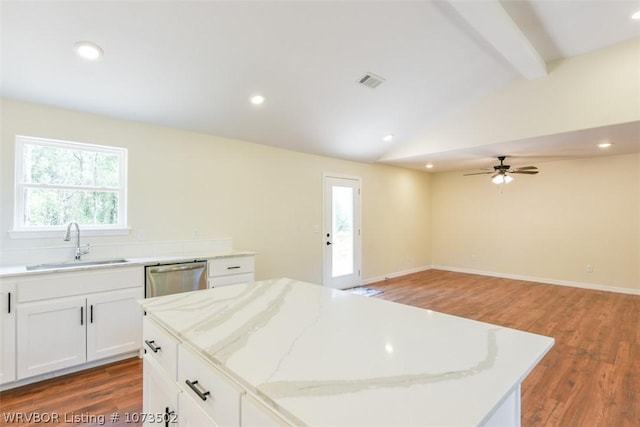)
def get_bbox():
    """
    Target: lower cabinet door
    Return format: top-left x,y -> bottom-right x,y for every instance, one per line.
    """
143,356 -> 179,427
87,288 -> 143,361
0,281 -> 16,384
179,393 -> 216,427
16,296 -> 86,379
